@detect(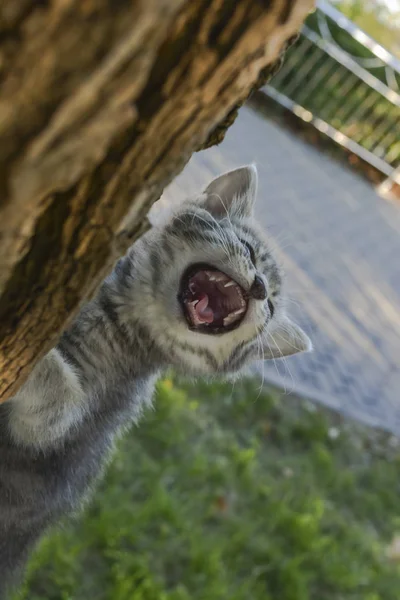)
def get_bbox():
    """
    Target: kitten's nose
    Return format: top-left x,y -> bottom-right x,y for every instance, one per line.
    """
250,275 -> 267,300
